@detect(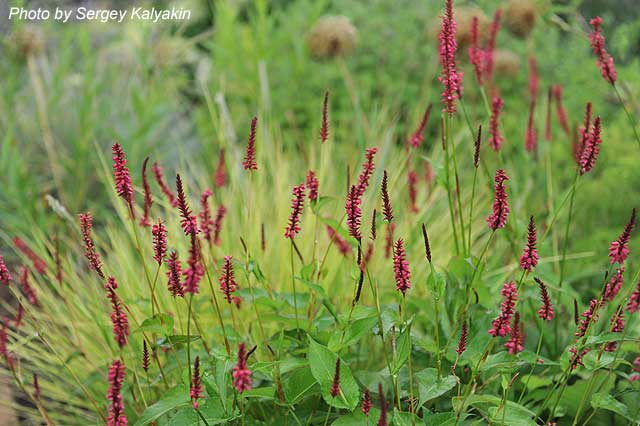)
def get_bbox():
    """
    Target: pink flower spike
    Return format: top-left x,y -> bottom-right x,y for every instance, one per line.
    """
306,170 -> 319,202
604,307 -> 625,352
488,281 -> 517,337
213,205 -> 227,246
520,216 -> 538,272
190,356 -> 204,408
535,277 -> 554,321
105,277 -> 129,348
486,169 -> 509,230
603,267 -> 624,302
106,360 -> 127,426
408,104 -> 433,148
504,312 -> 524,354
0,255 -> 11,285
182,235 -> 203,294
456,320 -> 468,355
19,267 -> 38,306
577,102 -> 593,162
362,389 -> 372,416
175,174 -> 199,236
243,117 -> 258,170
356,148 -> 378,197
151,162 -> 178,207
552,85 -> 570,136
79,212 -> 104,279
488,97 -> 505,151
214,149 -> 227,188
626,280 -> 640,313
232,343 -> 252,393
381,170 -> 393,223
393,239 -> 411,295
166,251 -> 184,298
438,0 -> 463,114
468,16 -> 483,85
589,17 -> 617,85
219,256 -> 238,303
320,91 -> 330,143
575,299 -> 600,338
346,185 -> 362,240
284,183 -> 306,240
140,157 -> 153,227
326,226 -> 352,256
199,189 -> 214,244
579,116 -> 603,174
609,208 -> 636,264
152,221 -> 167,265
14,237 -> 47,274
111,143 -> 134,214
